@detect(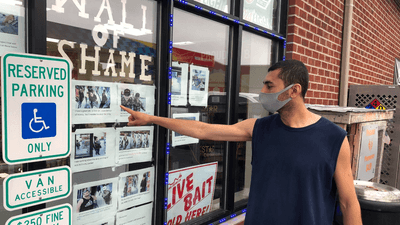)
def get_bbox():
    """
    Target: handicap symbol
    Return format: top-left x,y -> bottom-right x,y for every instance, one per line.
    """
22,103 -> 56,139
29,108 -> 50,133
